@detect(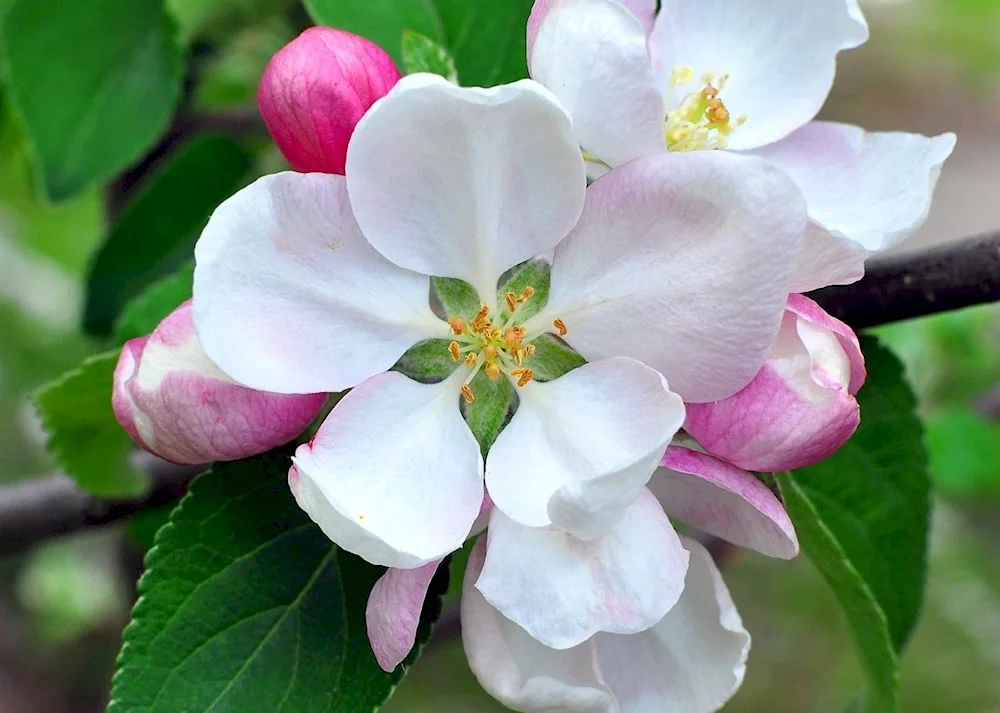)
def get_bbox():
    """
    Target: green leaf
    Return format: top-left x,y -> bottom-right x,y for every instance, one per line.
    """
34,351 -> 147,498
525,334 -> 586,382
924,407 -> 1000,499
778,336 -> 931,713
393,338 -> 461,382
461,370 -> 515,457
496,259 -> 550,323
432,277 -> 482,321
401,30 -> 459,82
113,263 -> 194,344
109,449 -> 448,712
84,134 -> 250,337
1,0 -> 184,199
305,0 -> 534,85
